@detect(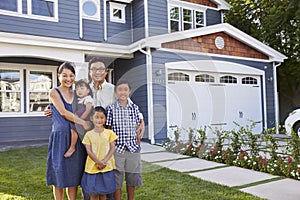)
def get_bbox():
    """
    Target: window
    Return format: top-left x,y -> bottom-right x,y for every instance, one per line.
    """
242,77 -> 258,85
110,2 -> 126,23
0,0 -> 19,12
169,3 -> 206,32
168,72 -> 189,81
220,75 -> 237,84
170,6 -> 180,32
0,0 -> 58,21
28,71 -> 53,112
0,69 -> 22,112
0,64 -> 56,115
82,0 -> 100,20
195,74 -> 214,83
